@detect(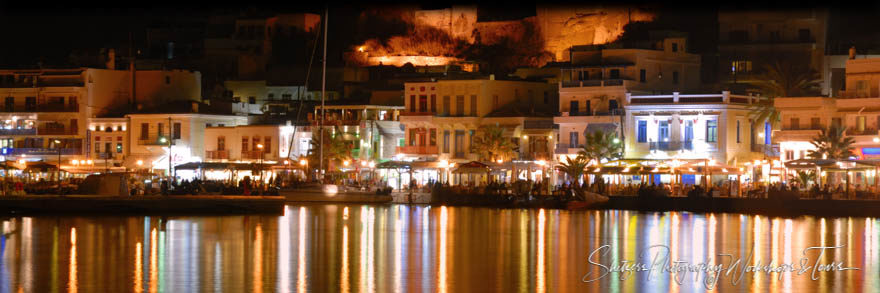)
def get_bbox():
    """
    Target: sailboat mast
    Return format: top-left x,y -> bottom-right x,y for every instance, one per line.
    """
318,6 -> 328,181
